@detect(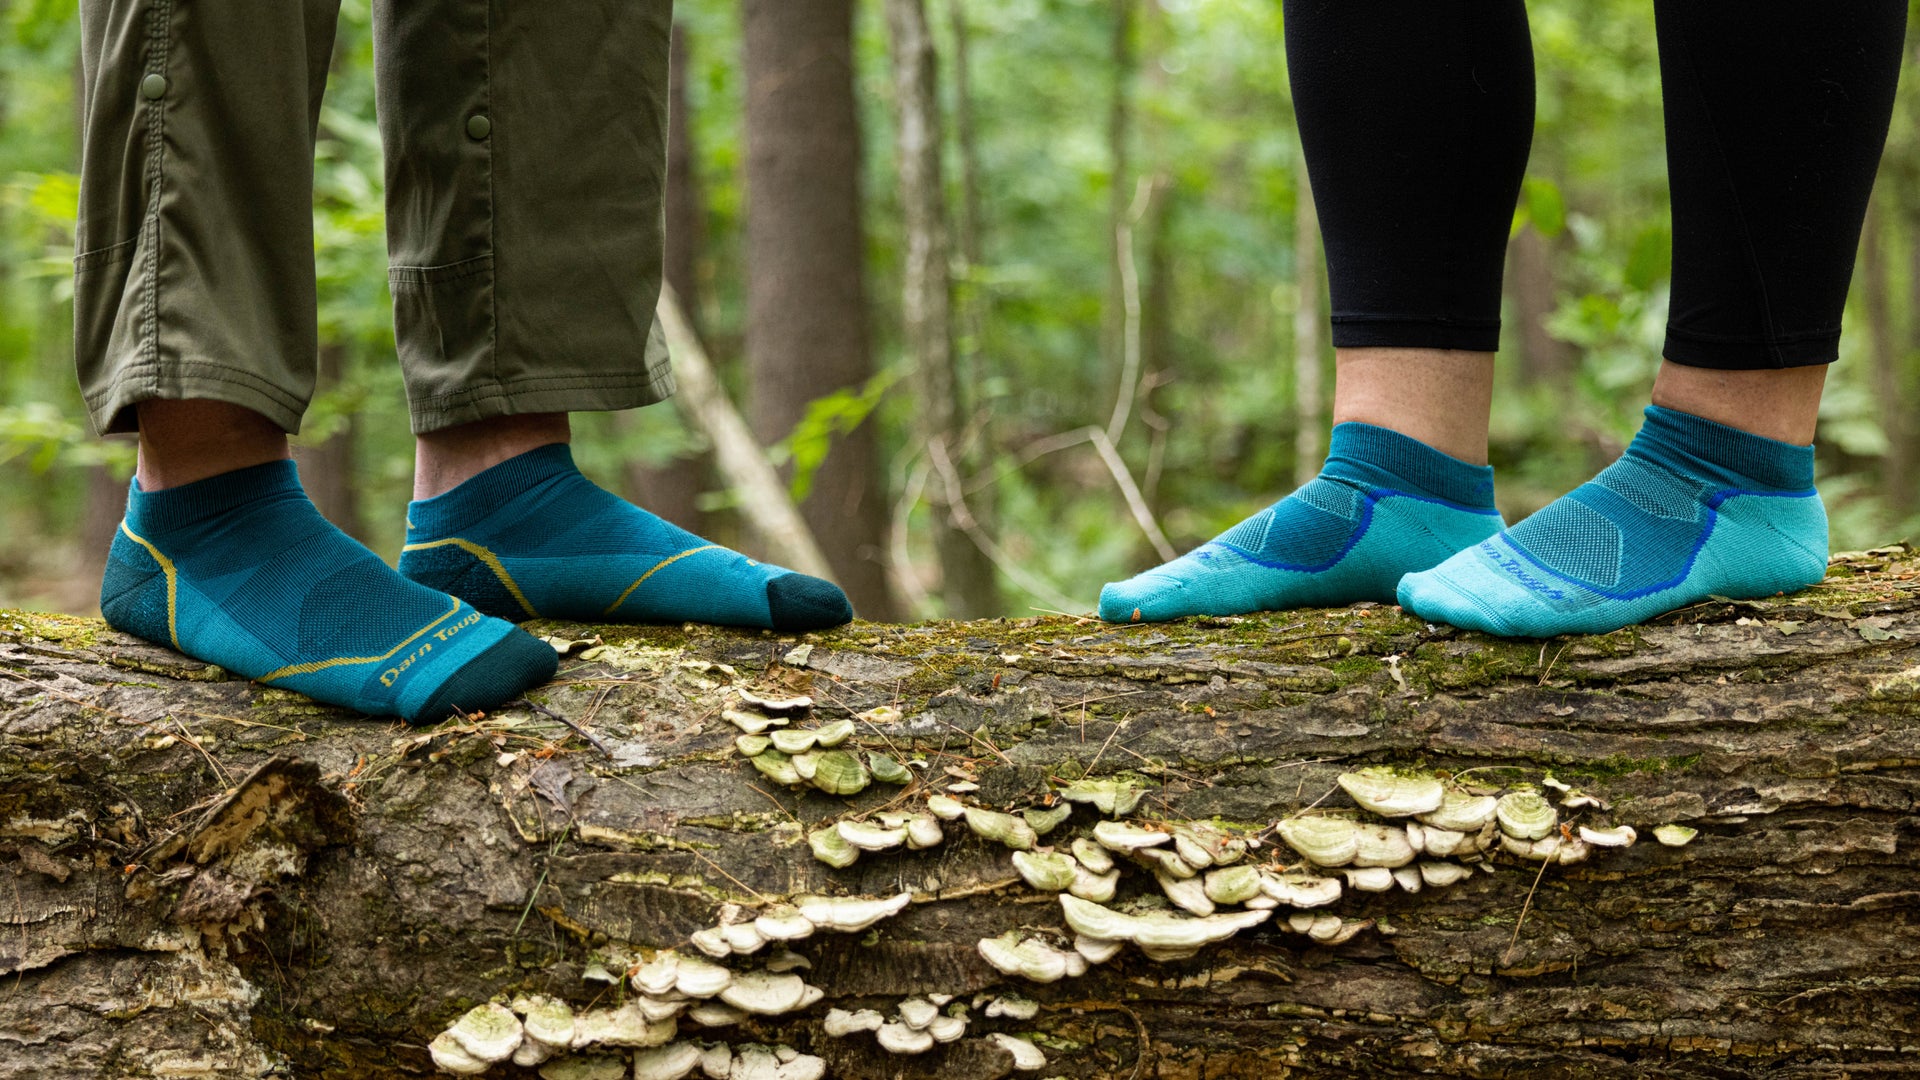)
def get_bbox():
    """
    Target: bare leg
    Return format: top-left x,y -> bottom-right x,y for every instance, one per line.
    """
1331,348 -> 1496,465
135,400 -> 290,492
1650,362 -> 1826,447
412,413 -> 572,501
